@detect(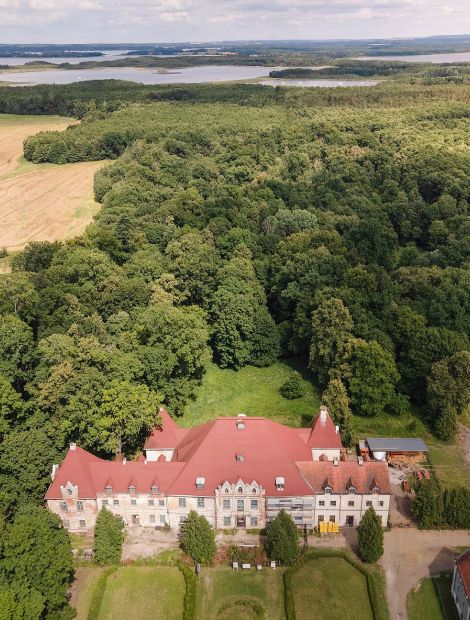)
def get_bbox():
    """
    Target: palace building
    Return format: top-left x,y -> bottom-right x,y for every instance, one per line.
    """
45,407 -> 391,533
